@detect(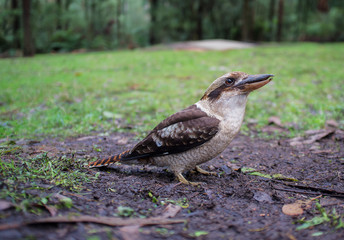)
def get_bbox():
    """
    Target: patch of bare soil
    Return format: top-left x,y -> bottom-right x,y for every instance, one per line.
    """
1,131 -> 343,240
